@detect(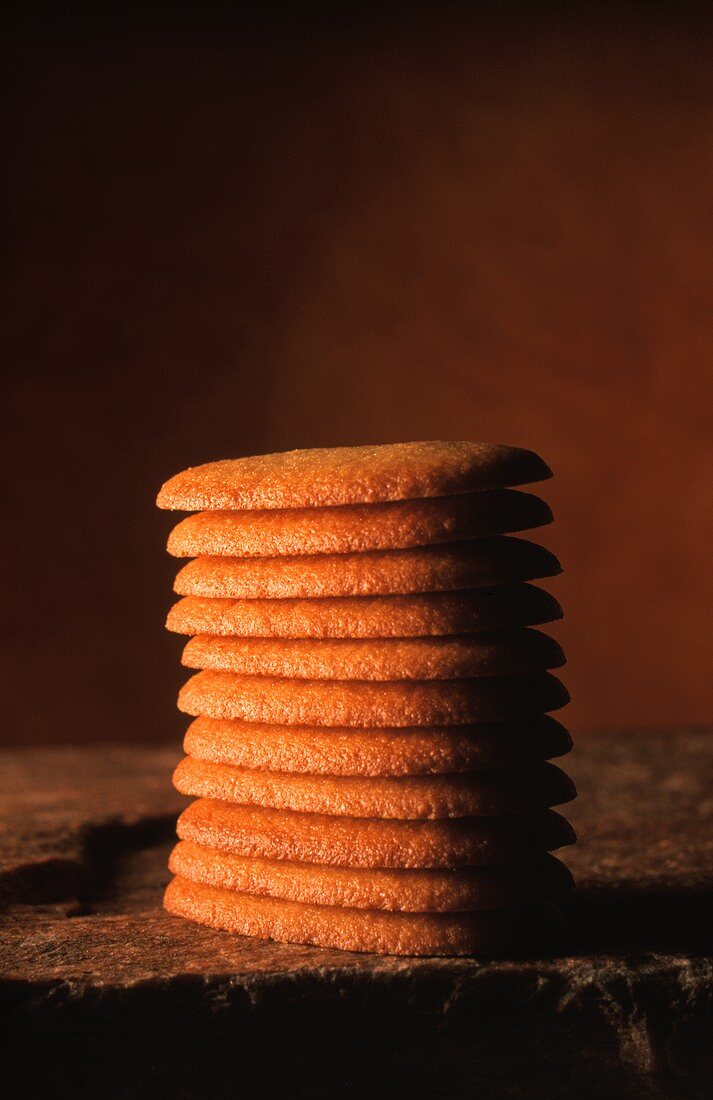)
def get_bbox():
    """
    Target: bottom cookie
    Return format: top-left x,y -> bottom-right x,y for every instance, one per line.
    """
165,875 -> 563,956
